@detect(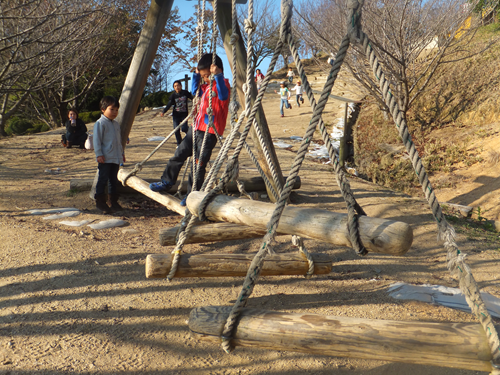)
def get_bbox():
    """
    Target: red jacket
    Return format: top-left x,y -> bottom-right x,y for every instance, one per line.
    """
192,73 -> 230,135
